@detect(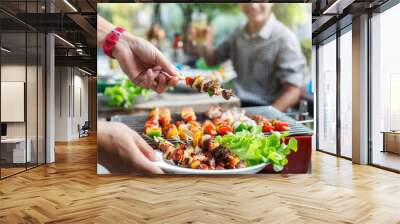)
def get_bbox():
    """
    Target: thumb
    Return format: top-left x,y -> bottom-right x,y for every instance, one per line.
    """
155,50 -> 180,77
